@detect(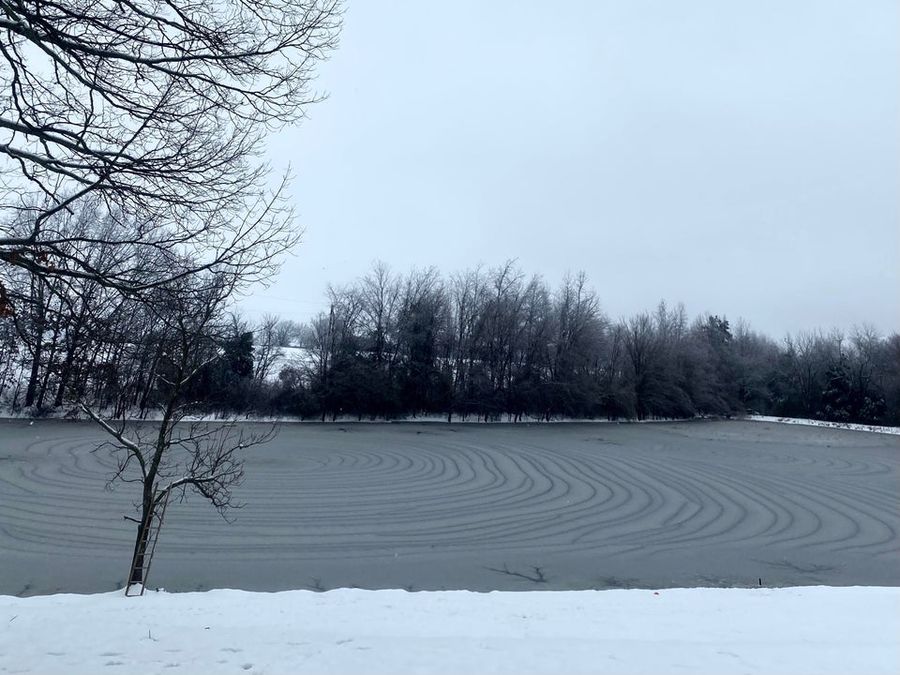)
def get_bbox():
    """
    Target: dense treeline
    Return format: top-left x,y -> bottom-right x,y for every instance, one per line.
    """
1,260 -> 898,426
